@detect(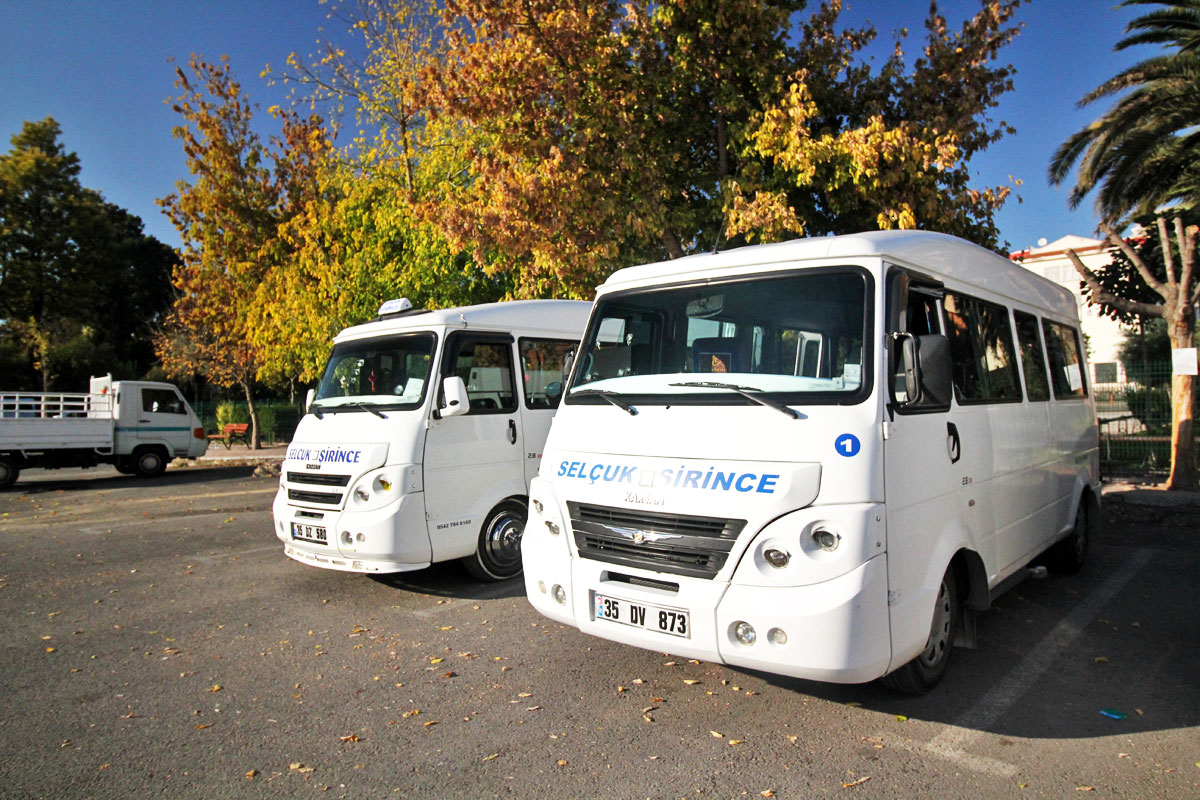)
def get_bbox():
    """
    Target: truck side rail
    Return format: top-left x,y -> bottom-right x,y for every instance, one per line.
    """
0,392 -> 113,419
